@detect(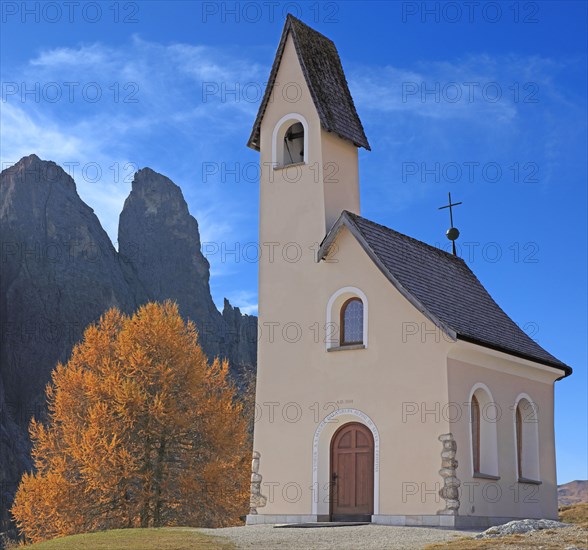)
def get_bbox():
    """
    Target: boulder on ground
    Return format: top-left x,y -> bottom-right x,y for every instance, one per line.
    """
475,518 -> 571,538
